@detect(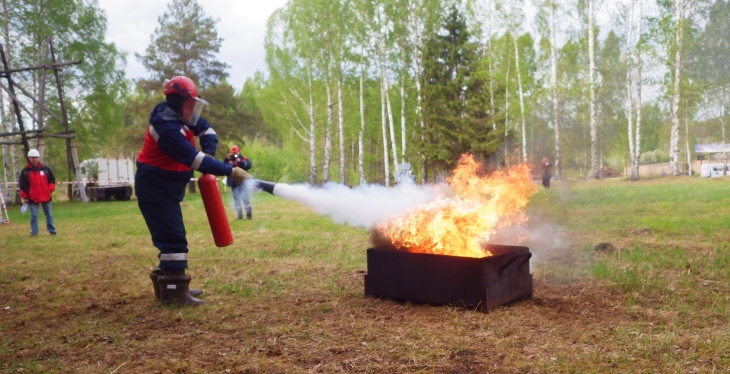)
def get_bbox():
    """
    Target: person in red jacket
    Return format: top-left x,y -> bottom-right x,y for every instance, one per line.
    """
18,149 -> 56,236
